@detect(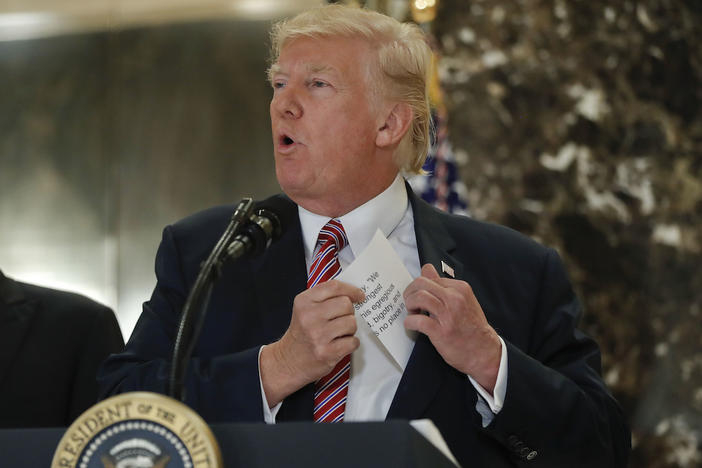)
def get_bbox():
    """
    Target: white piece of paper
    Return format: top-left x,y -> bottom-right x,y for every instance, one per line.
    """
338,229 -> 416,370
410,419 -> 460,466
